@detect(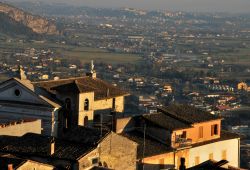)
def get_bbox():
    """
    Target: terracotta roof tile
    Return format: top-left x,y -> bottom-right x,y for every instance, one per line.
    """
0,127 -> 109,160
158,104 -> 221,124
33,77 -> 129,100
143,112 -> 192,131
